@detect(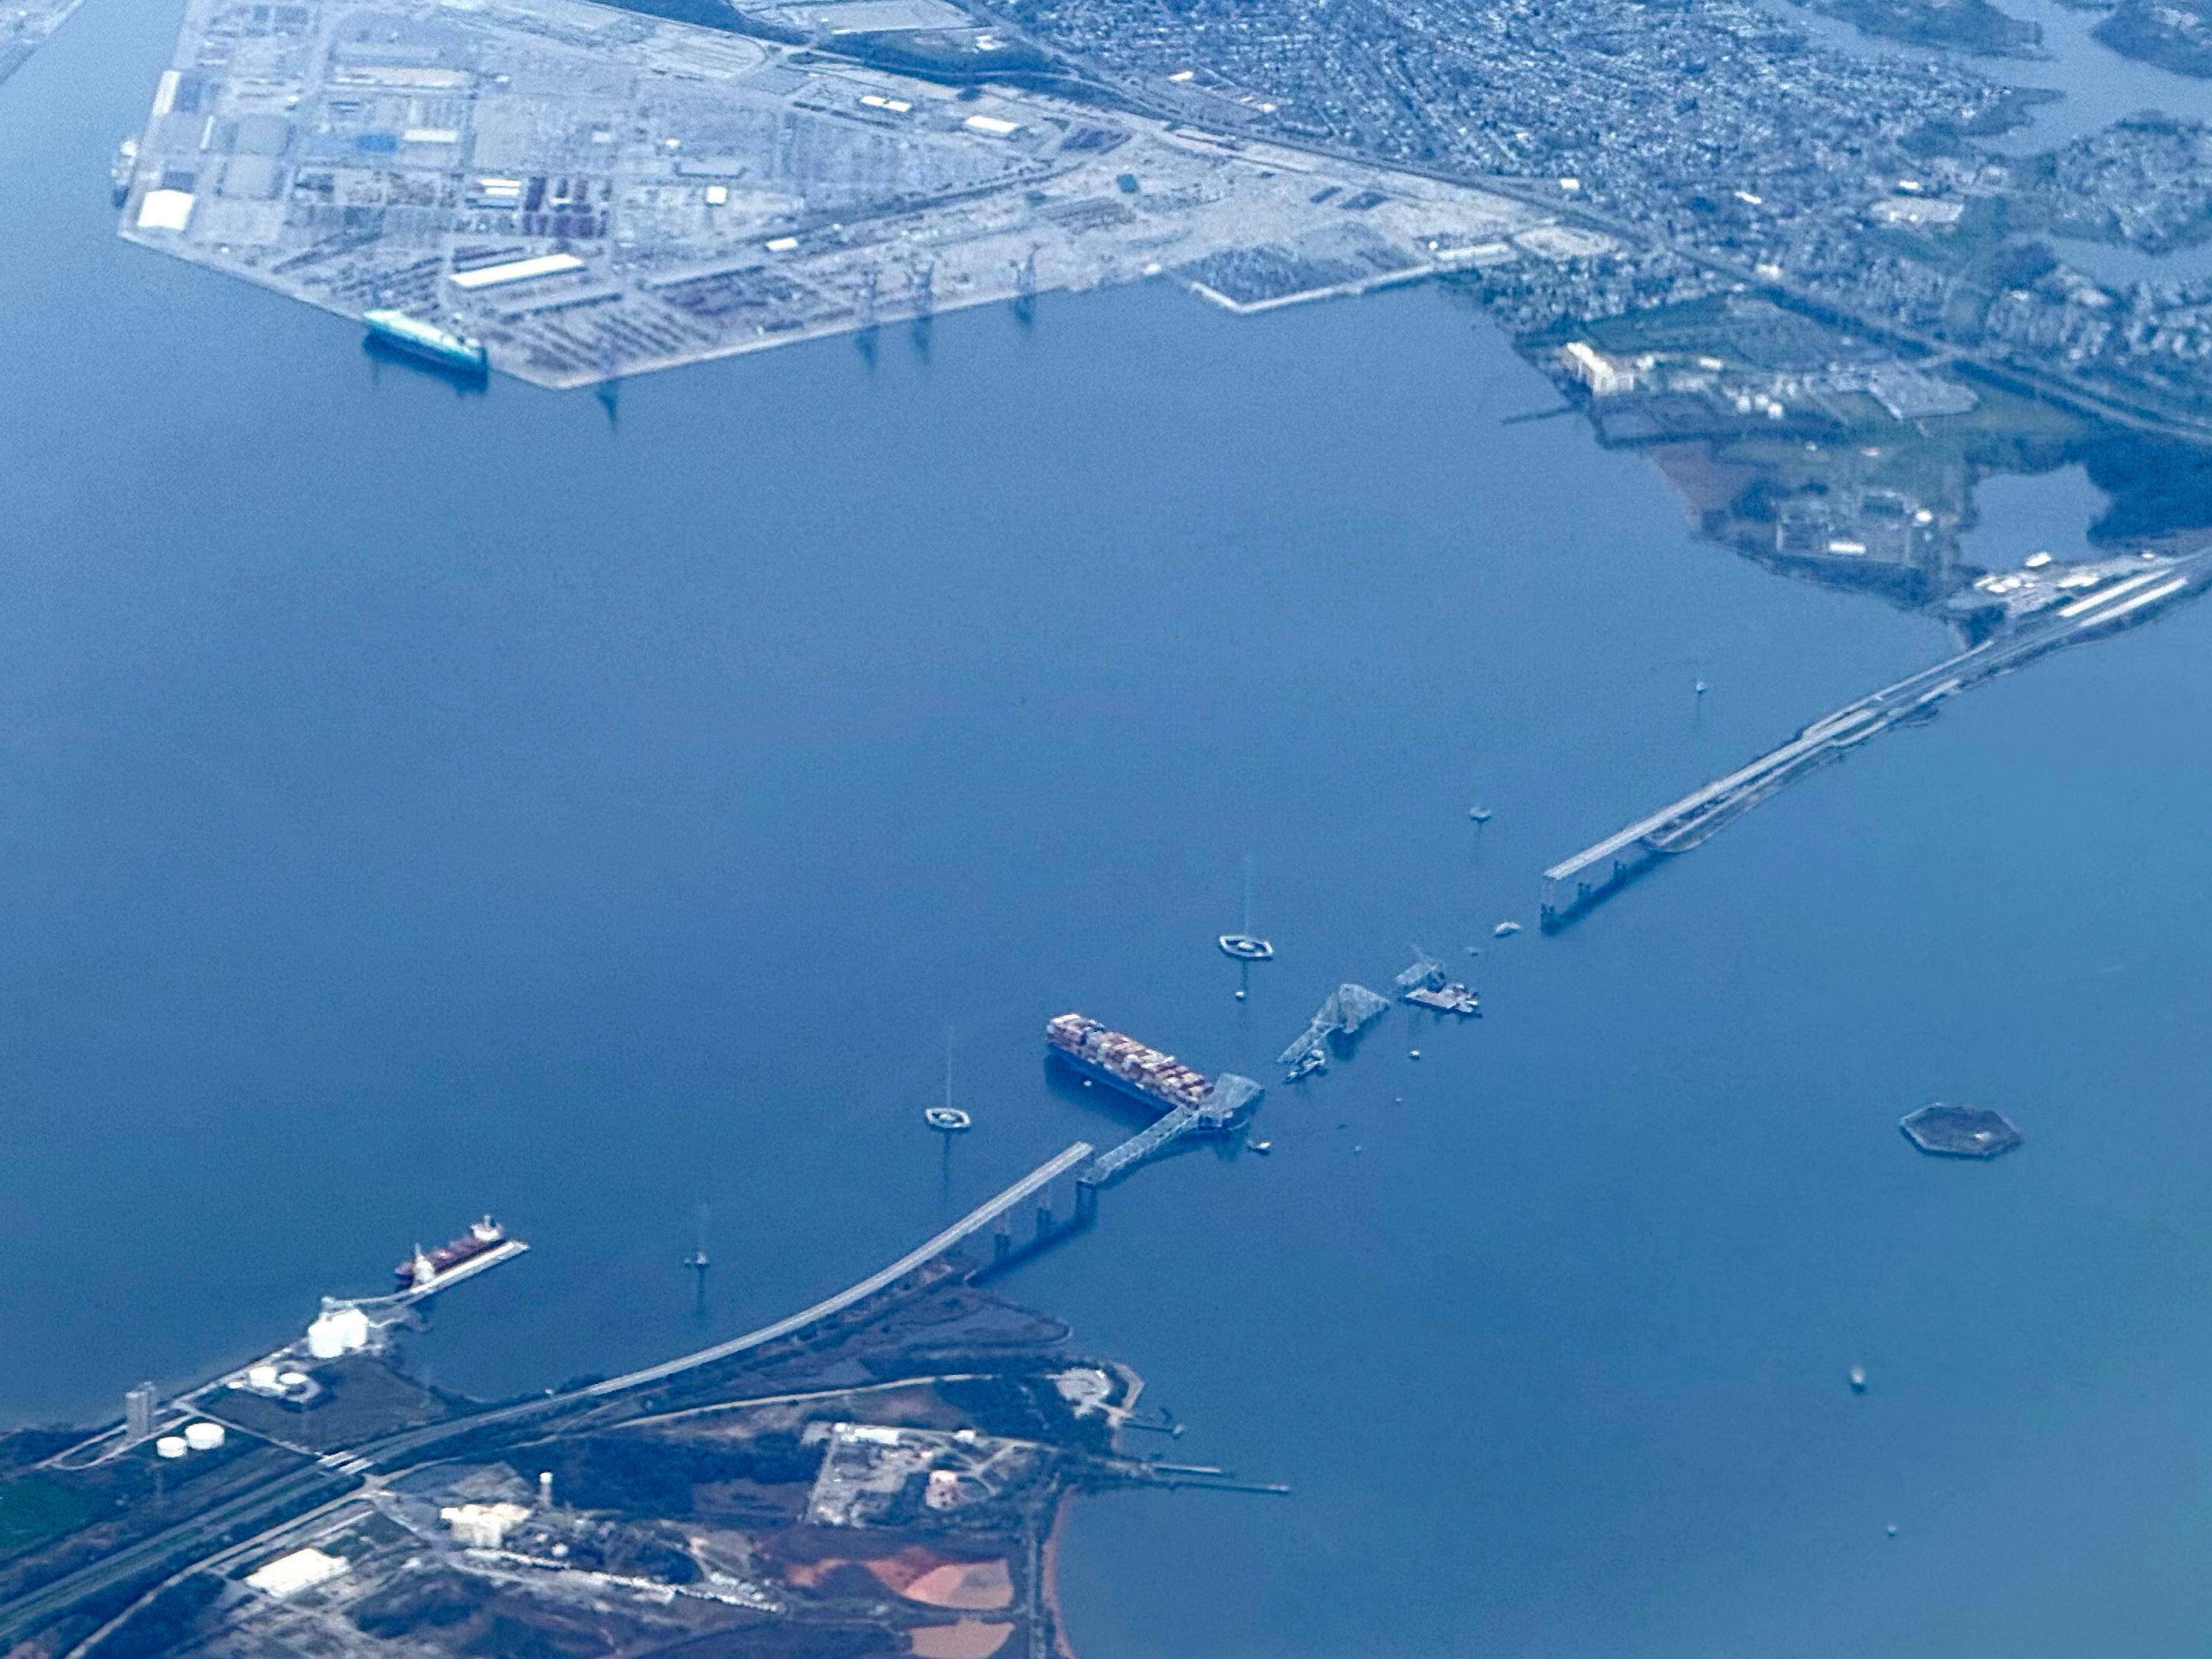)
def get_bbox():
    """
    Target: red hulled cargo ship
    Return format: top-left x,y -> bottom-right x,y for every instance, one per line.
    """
395,1216 -> 509,1292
